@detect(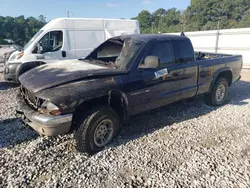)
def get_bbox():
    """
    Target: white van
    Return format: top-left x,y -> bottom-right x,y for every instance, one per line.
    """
4,18 -> 140,82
